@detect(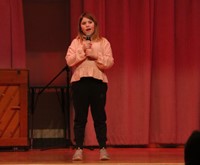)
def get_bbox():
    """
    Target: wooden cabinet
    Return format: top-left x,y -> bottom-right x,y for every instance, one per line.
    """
0,69 -> 29,147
